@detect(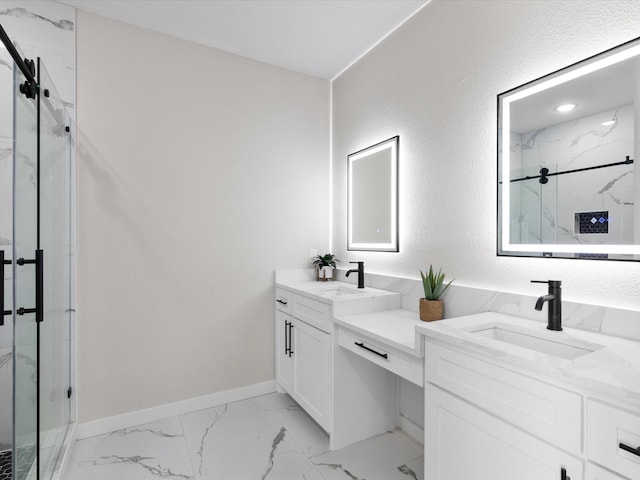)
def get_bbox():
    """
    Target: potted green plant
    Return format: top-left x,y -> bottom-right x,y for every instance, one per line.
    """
312,253 -> 340,281
419,265 -> 454,321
